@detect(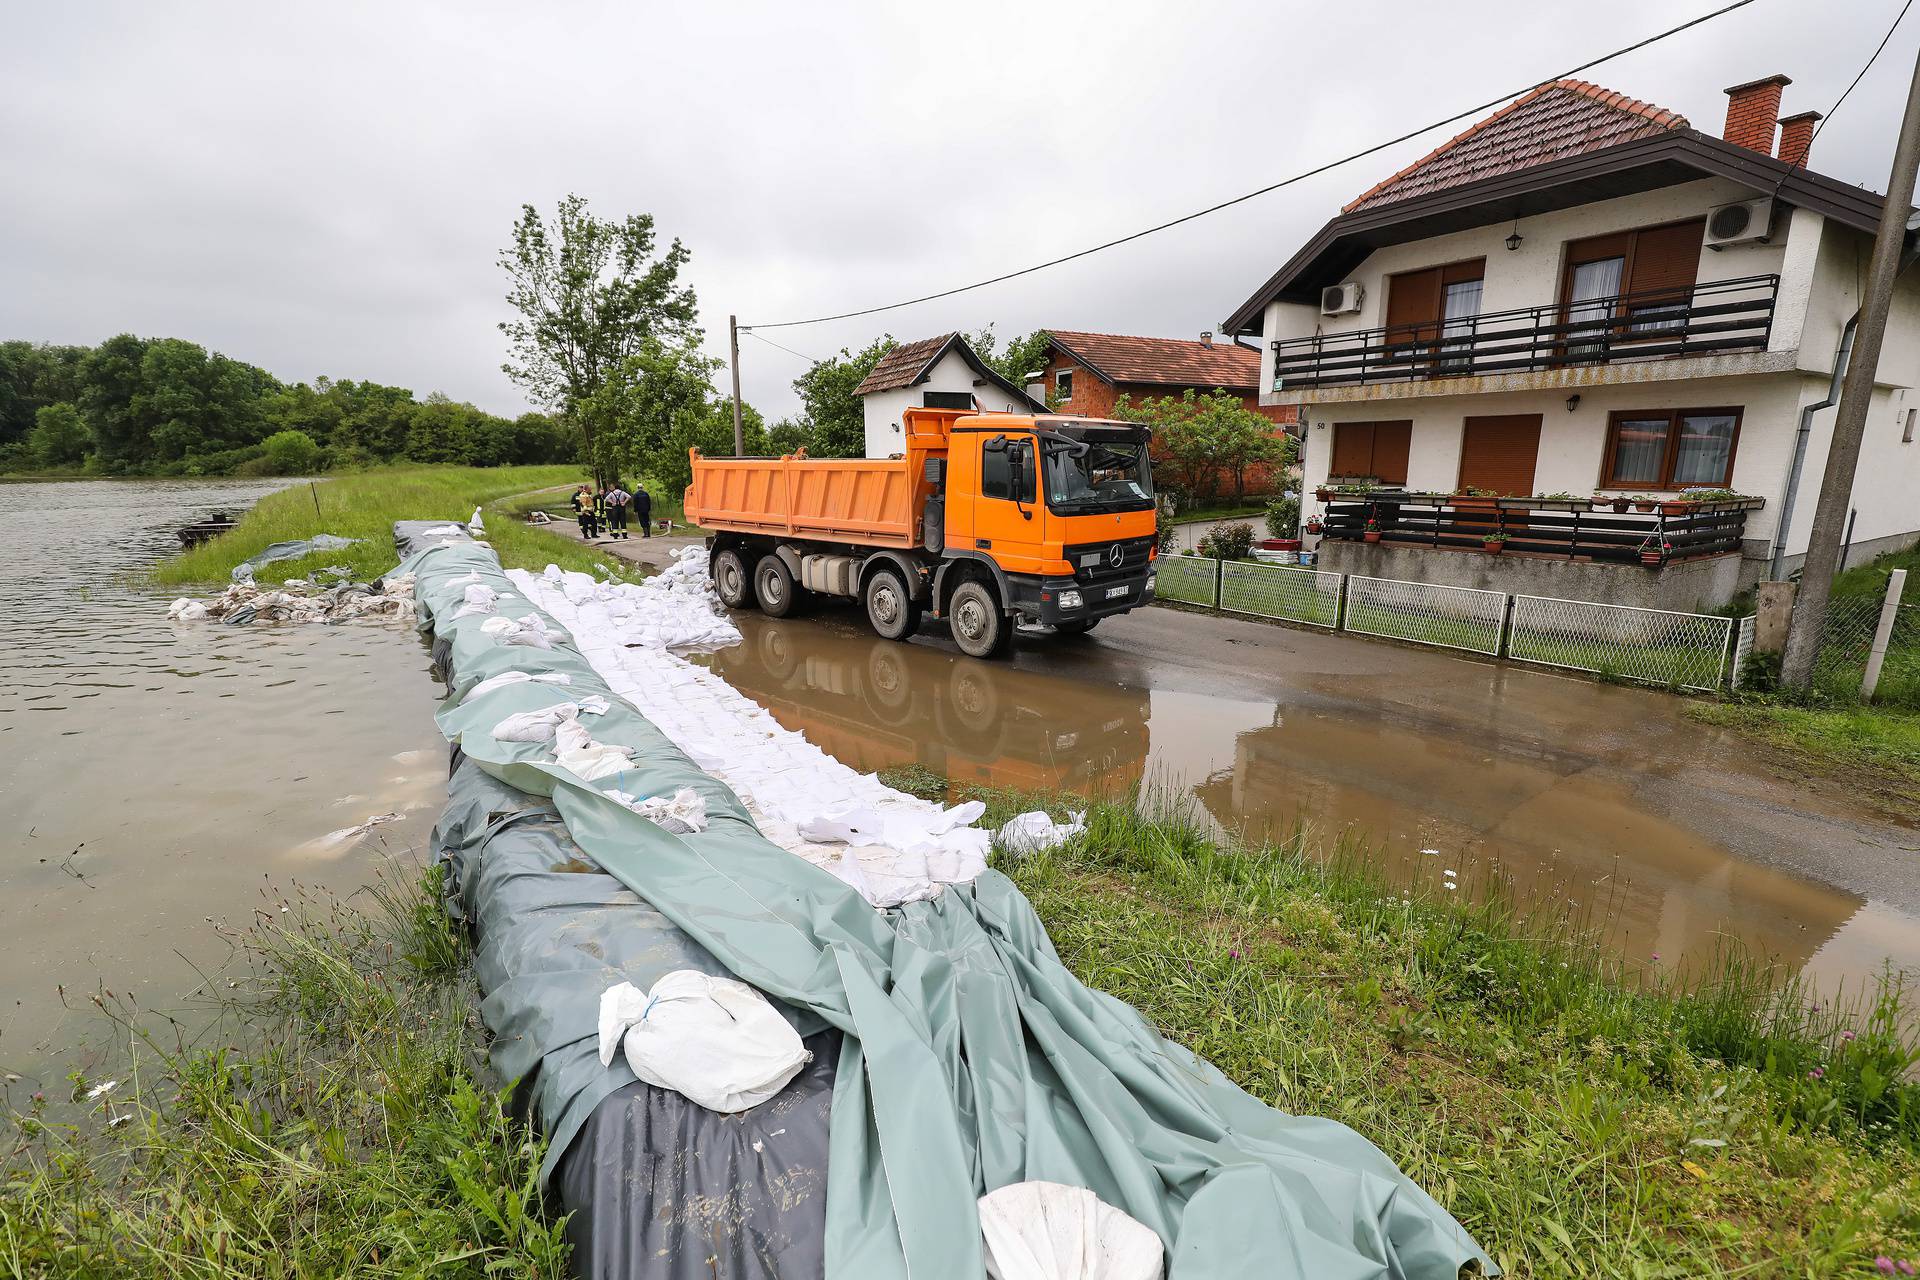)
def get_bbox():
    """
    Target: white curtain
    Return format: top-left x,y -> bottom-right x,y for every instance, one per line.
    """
1439,279 -> 1483,370
1672,413 -> 1737,486
1567,257 -> 1624,357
